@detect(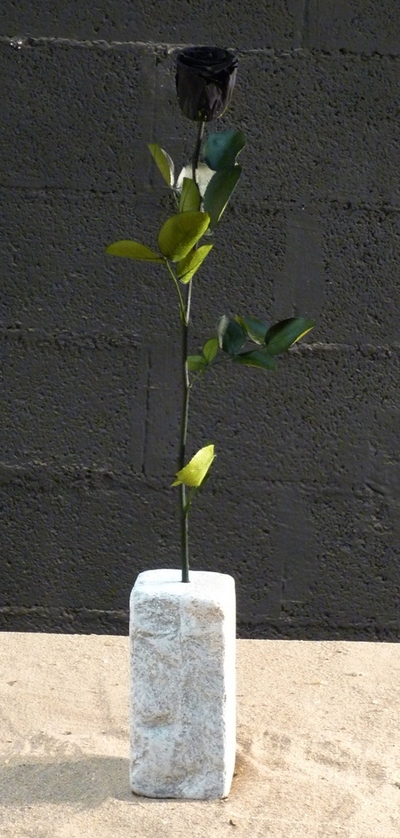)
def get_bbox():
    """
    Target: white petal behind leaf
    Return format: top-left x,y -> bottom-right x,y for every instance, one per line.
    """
176,162 -> 215,197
